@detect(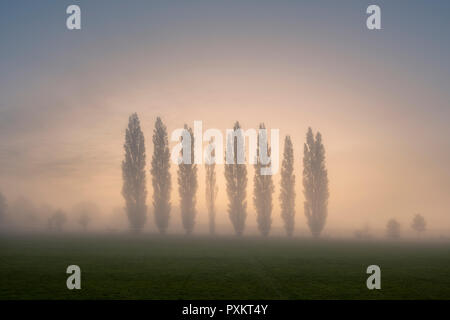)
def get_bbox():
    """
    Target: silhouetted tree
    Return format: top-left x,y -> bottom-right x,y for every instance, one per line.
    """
225,122 -> 247,236
0,192 -> 7,222
253,124 -> 274,236
386,219 -> 401,239
411,214 -> 426,237
280,136 -> 295,237
151,117 -> 172,234
48,210 -> 67,232
178,125 -> 198,235
122,113 -> 147,233
78,213 -> 91,230
73,201 -> 98,231
354,225 -> 372,240
303,128 -> 329,238
205,138 -> 218,235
